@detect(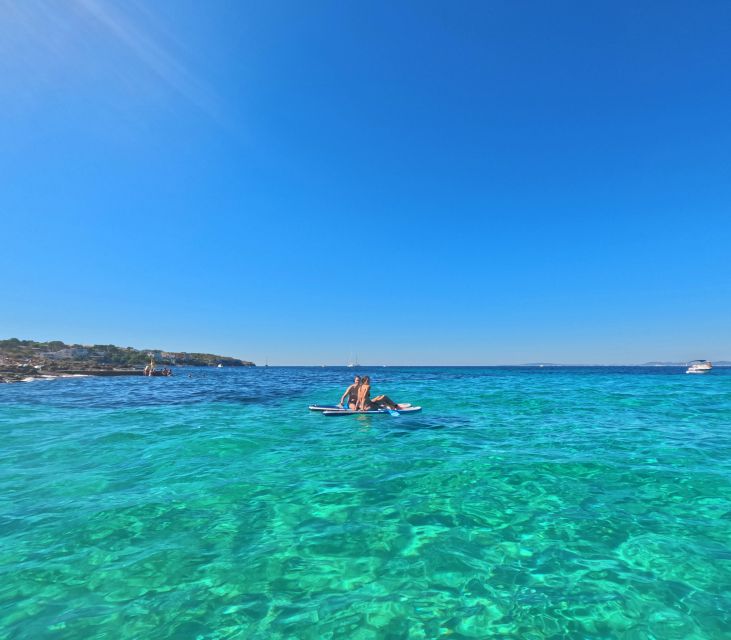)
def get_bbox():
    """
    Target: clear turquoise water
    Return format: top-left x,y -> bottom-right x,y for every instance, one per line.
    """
2,367 -> 731,639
